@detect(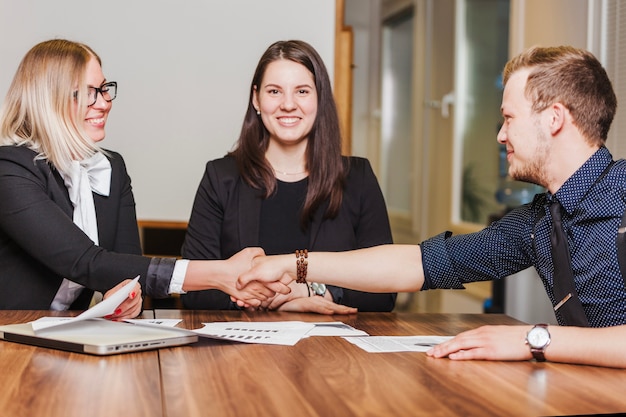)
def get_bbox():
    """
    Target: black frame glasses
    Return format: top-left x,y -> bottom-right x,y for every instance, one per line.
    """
74,81 -> 118,106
